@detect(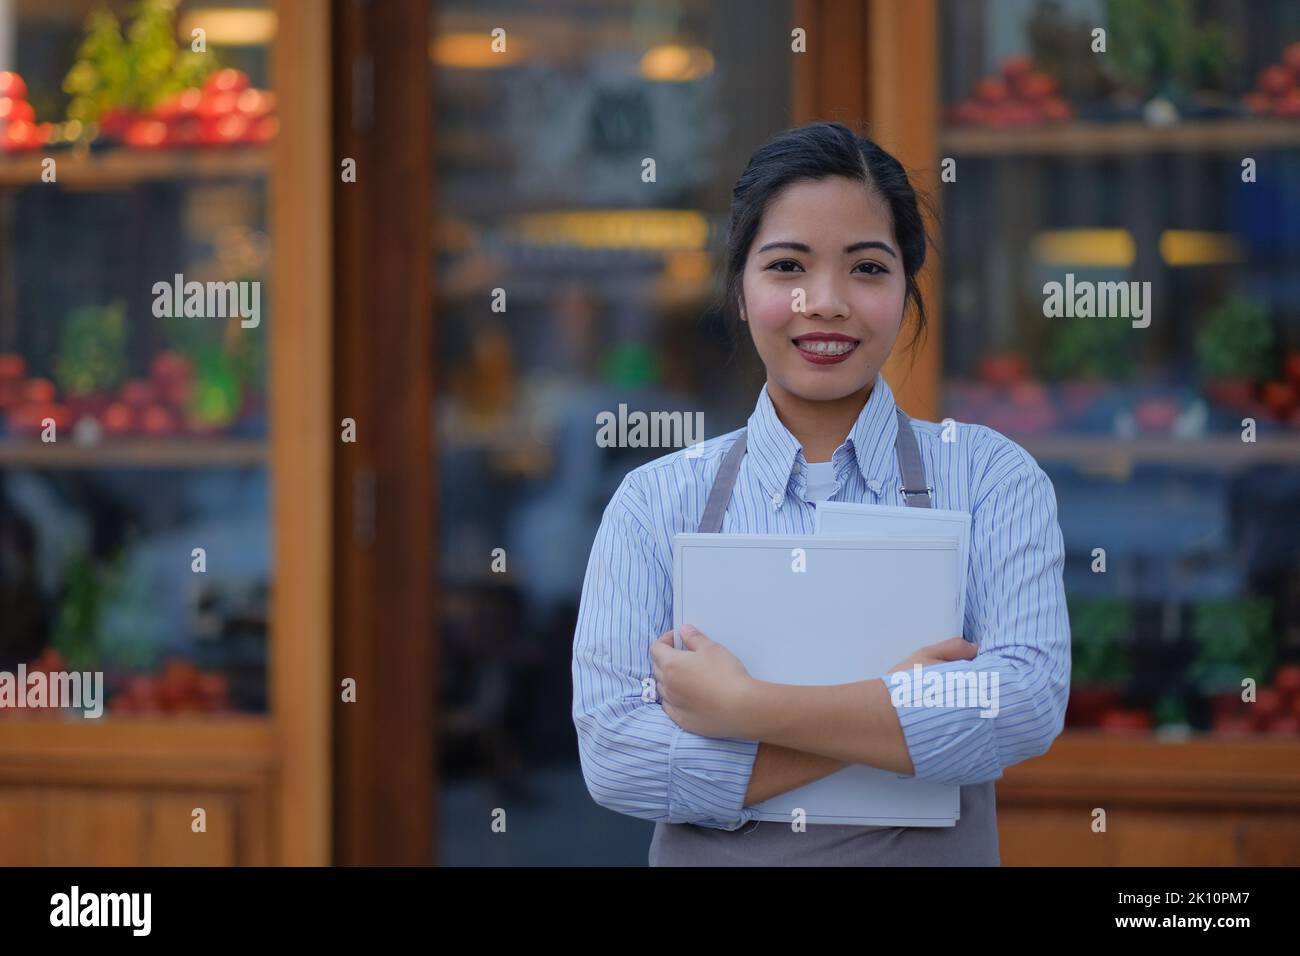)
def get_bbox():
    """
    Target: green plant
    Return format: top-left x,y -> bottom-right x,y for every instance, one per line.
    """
63,0 -> 215,125
1190,597 -> 1275,692
1045,316 -> 1136,381
54,300 -> 127,398
51,555 -> 115,671
1103,0 -> 1234,97
1195,295 -> 1275,381
1069,597 -> 1134,683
